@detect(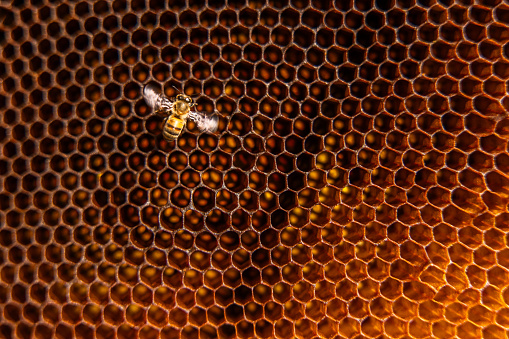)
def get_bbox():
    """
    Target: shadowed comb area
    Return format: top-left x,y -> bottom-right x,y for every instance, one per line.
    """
1,1 -> 509,338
